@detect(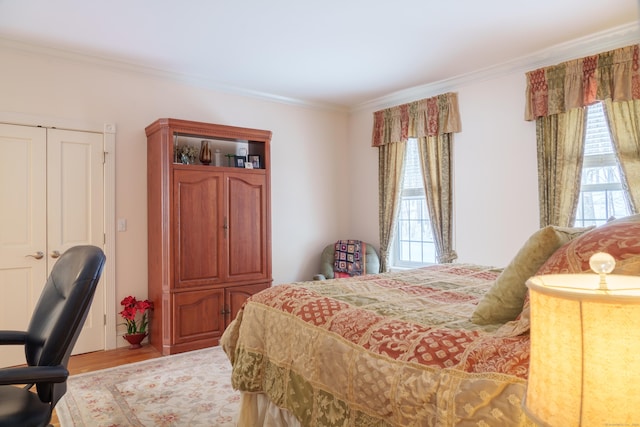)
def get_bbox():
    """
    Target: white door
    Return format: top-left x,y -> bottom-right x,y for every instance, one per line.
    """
0,124 -> 48,367
0,123 -> 105,367
47,128 -> 105,354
